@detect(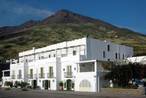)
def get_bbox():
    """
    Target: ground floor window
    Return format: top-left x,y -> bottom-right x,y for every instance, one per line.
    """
79,79 -> 91,88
